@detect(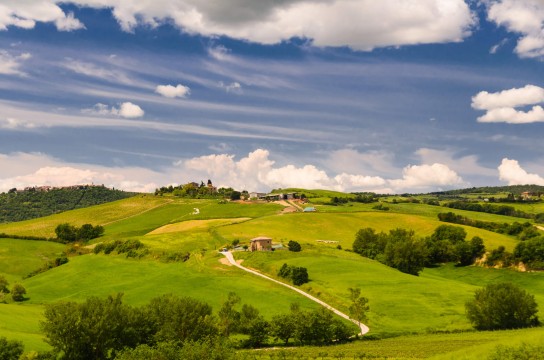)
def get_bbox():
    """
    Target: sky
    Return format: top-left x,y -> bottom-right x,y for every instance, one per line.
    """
1,0 -> 544,194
